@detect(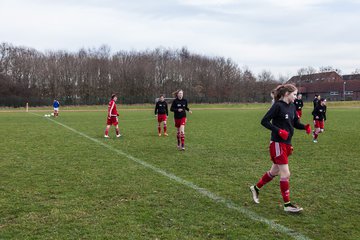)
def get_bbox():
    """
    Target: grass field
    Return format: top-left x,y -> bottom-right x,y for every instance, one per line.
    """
1,104 -> 360,239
